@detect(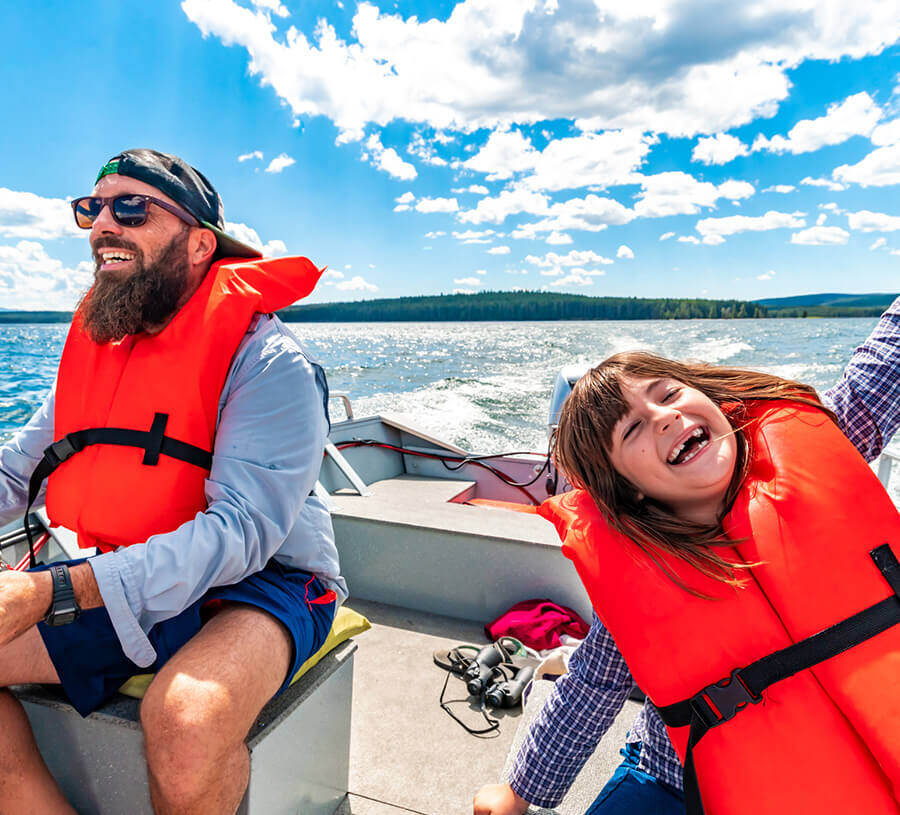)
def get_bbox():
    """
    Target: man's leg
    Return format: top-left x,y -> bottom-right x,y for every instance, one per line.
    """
140,604 -> 293,815
0,626 -> 78,815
